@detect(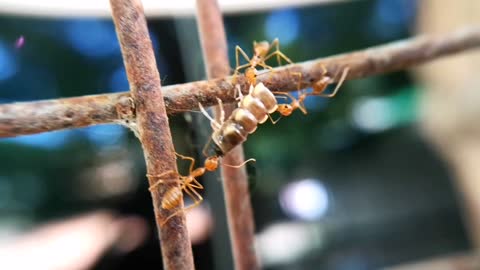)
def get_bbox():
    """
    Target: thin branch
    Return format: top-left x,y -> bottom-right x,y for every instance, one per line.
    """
109,1 -> 194,270
196,0 -> 259,270
2,26 -> 480,138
